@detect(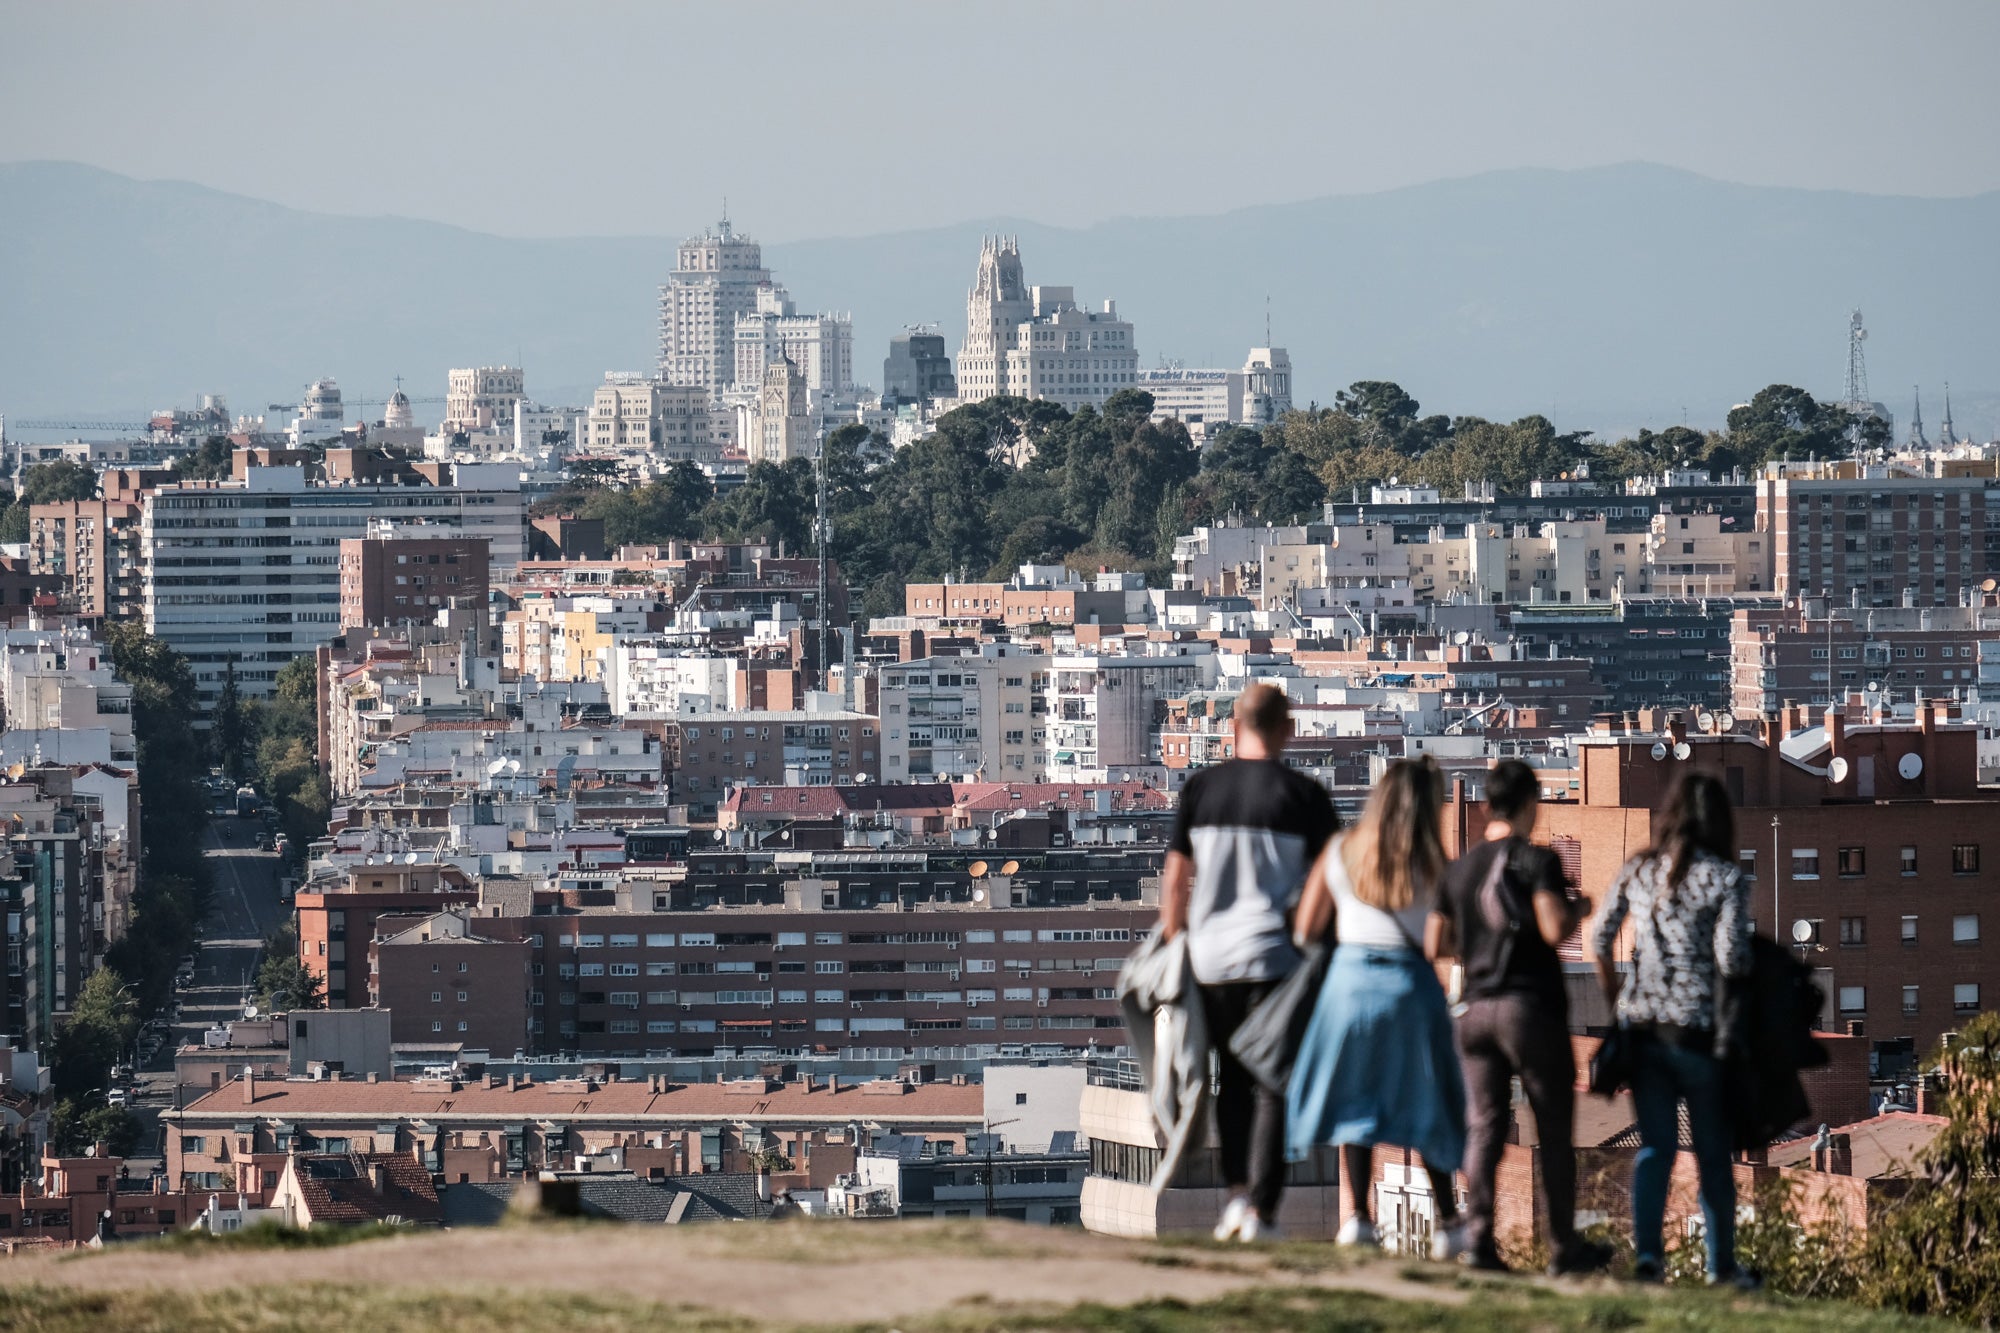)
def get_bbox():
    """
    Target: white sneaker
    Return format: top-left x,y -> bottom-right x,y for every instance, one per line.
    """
1431,1221 -> 1469,1263
1212,1195 -> 1251,1242
1336,1214 -> 1380,1249
1237,1213 -> 1281,1243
